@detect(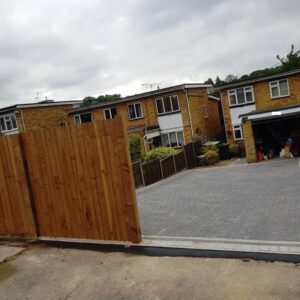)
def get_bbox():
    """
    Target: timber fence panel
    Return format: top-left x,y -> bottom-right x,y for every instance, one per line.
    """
161,156 -> 176,179
132,161 -> 144,188
0,134 -> 36,238
142,159 -> 162,186
174,151 -> 186,172
22,116 -> 141,243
